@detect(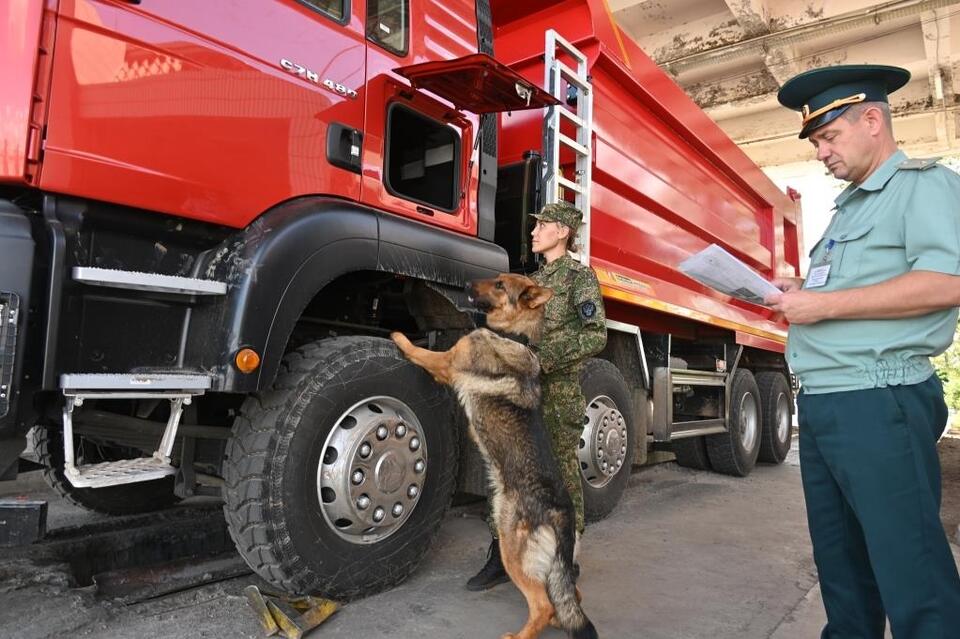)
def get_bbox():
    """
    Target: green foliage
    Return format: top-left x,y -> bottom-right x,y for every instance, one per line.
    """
933,320 -> 960,412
